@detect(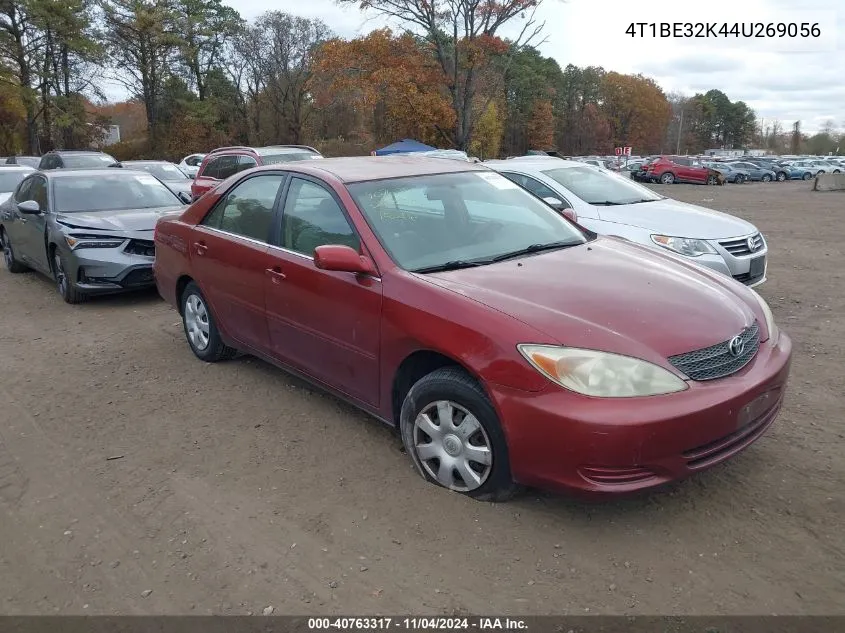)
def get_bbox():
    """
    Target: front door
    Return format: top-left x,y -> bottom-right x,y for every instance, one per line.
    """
18,175 -> 52,273
190,173 -> 285,352
265,176 -> 382,407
